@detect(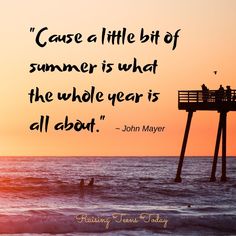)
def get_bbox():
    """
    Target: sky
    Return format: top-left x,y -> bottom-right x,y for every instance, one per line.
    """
0,0 -> 236,156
